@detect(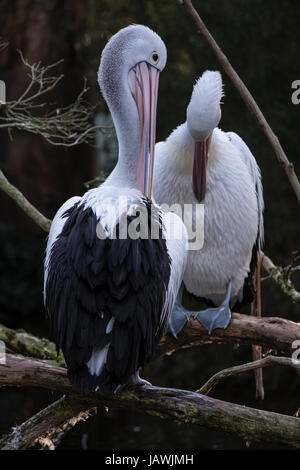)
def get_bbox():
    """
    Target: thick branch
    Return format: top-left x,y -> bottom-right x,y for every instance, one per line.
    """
157,313 -> 300,358
262,255 -> 300,303
1,313 -> 300,366
0,323 -> 65,366
182,0 -> 300,204
197,355 -> 300,396
1,355 -> 300,448
0,169 -> 51,232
